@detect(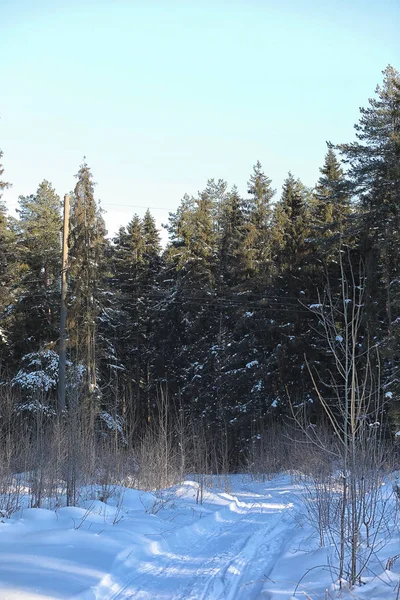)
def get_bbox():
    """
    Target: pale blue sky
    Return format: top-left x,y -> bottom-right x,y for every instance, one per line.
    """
1,0 -> 399,237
